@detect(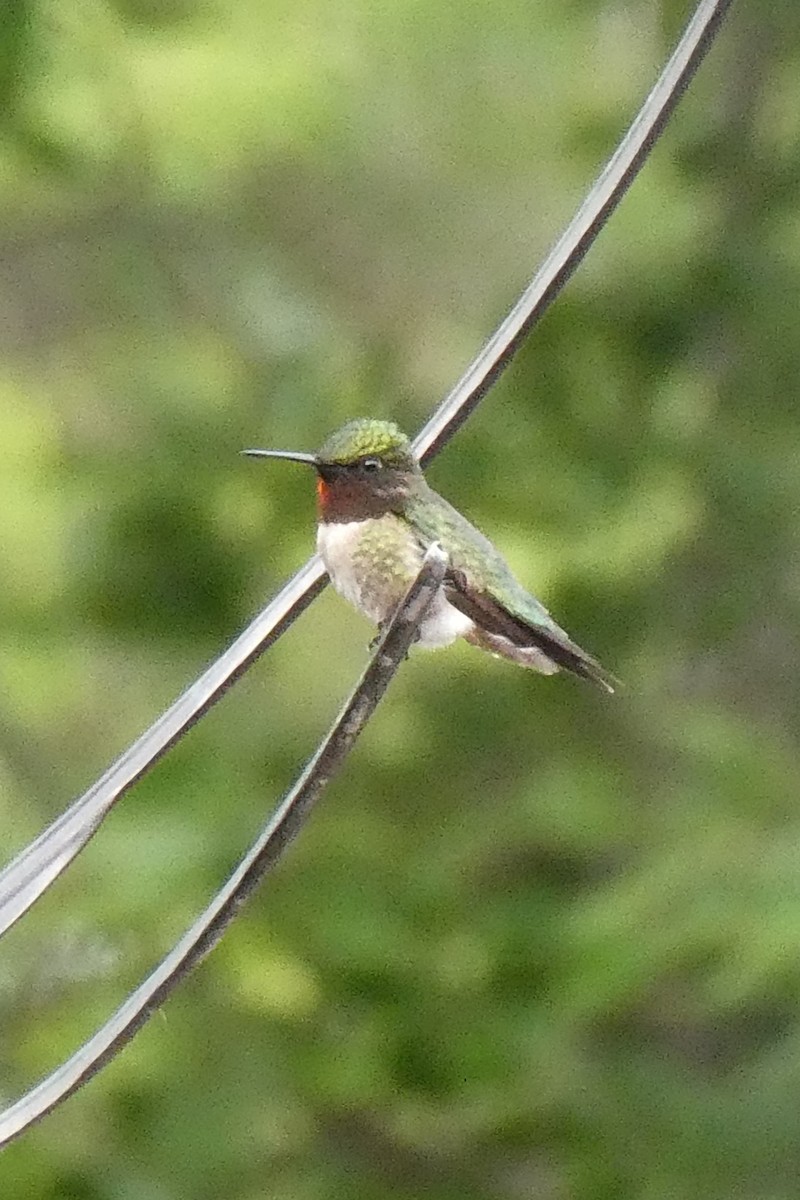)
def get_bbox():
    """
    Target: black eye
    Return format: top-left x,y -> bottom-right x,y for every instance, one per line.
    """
361,456 -> 382,472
